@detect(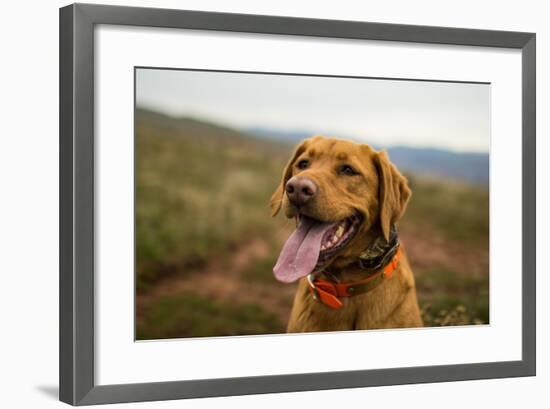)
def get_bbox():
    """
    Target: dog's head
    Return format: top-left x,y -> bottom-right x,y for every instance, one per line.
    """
271,135 -> 411,283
